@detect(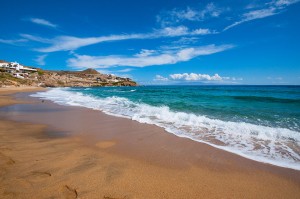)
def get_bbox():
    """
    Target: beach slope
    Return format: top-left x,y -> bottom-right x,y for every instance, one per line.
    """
0,87 -> 300,198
